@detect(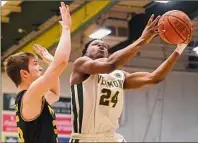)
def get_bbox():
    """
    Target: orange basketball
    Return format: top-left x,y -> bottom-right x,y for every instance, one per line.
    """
158,10 -> 193,44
